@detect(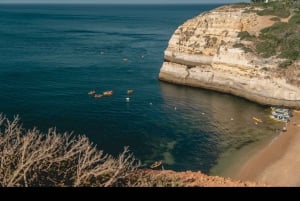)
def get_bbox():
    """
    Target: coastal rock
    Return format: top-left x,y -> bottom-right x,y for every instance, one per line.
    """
135,169 -> 266,187
159,5 -> 300,108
